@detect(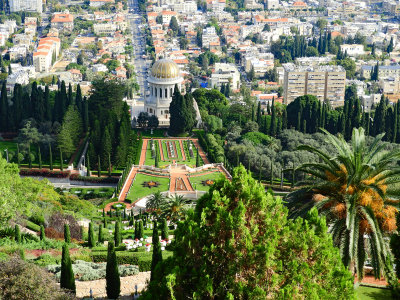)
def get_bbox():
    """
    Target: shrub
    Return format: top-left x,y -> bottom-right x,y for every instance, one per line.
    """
70,174 -> 119,183
45,227 -> 64,240
33,254 -> 60,267
29,214 -> 45,226
19,169 -> 71,178
106,242 -> 120,299
25,221 -> 41,232
0,256 -> 74,300
49,212 -> 81,240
